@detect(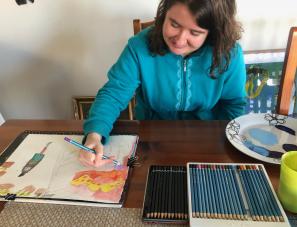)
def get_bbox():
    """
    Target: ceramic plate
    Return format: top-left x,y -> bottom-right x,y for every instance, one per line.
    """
226,113 -> 297,164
